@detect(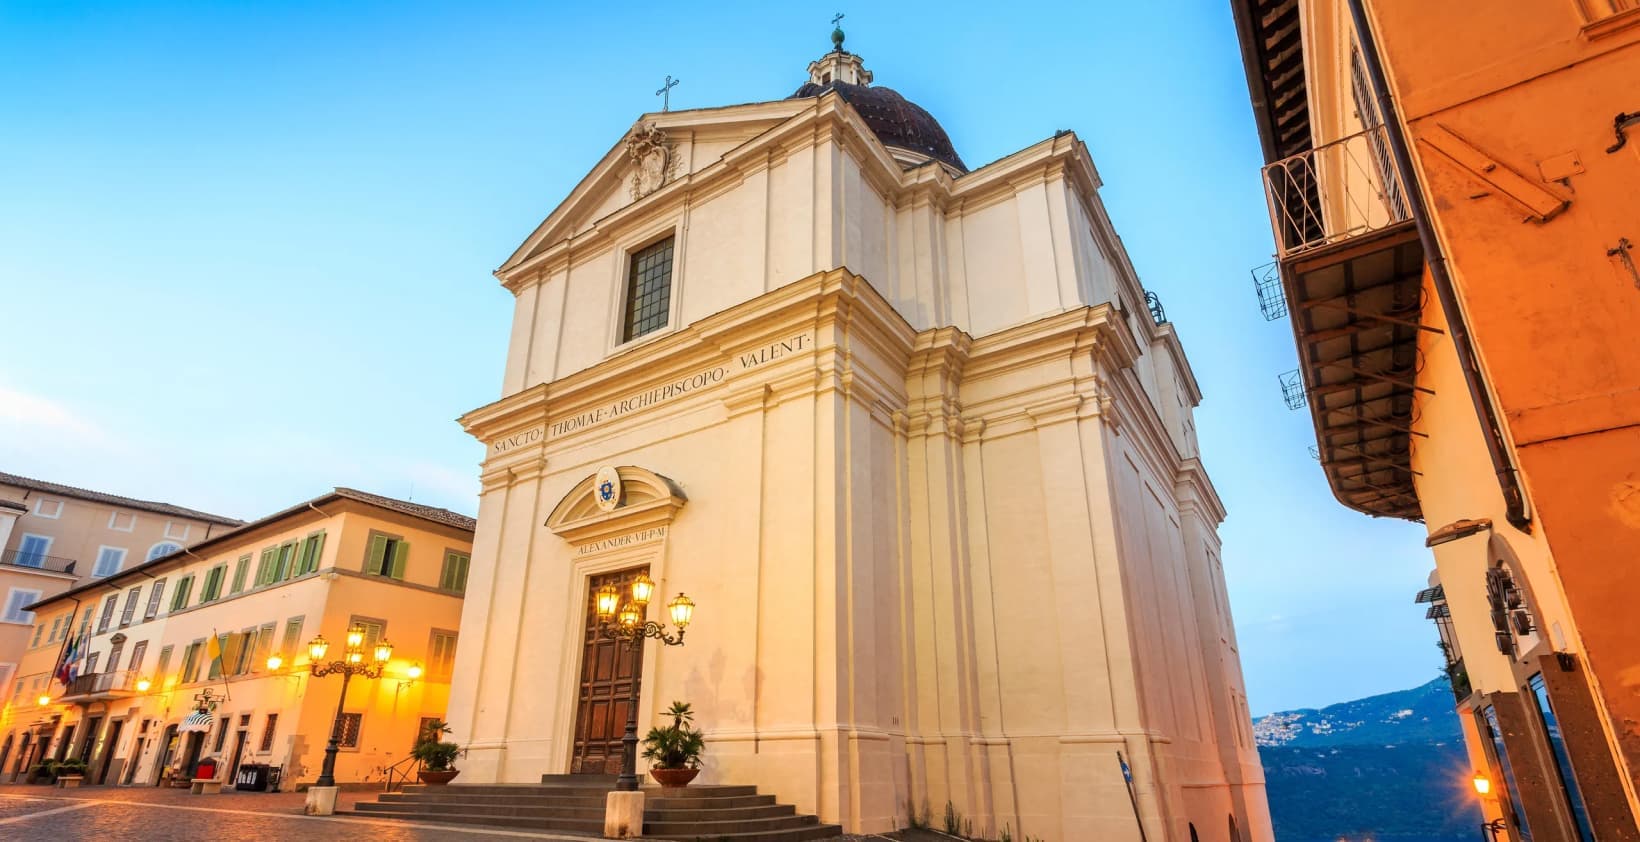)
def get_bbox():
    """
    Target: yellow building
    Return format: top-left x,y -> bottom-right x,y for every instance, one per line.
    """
1232,0 -> 1640,839
0,487 -> 472,789
0,471 -> 240,708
